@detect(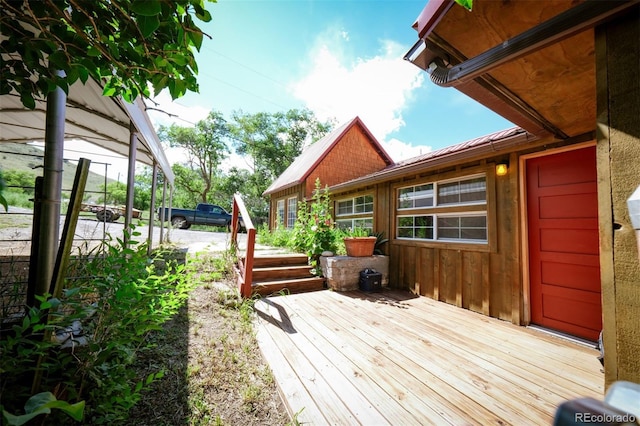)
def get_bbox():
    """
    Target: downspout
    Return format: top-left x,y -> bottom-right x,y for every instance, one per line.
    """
34,69 -> 66,299
420,0 -> 635,87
